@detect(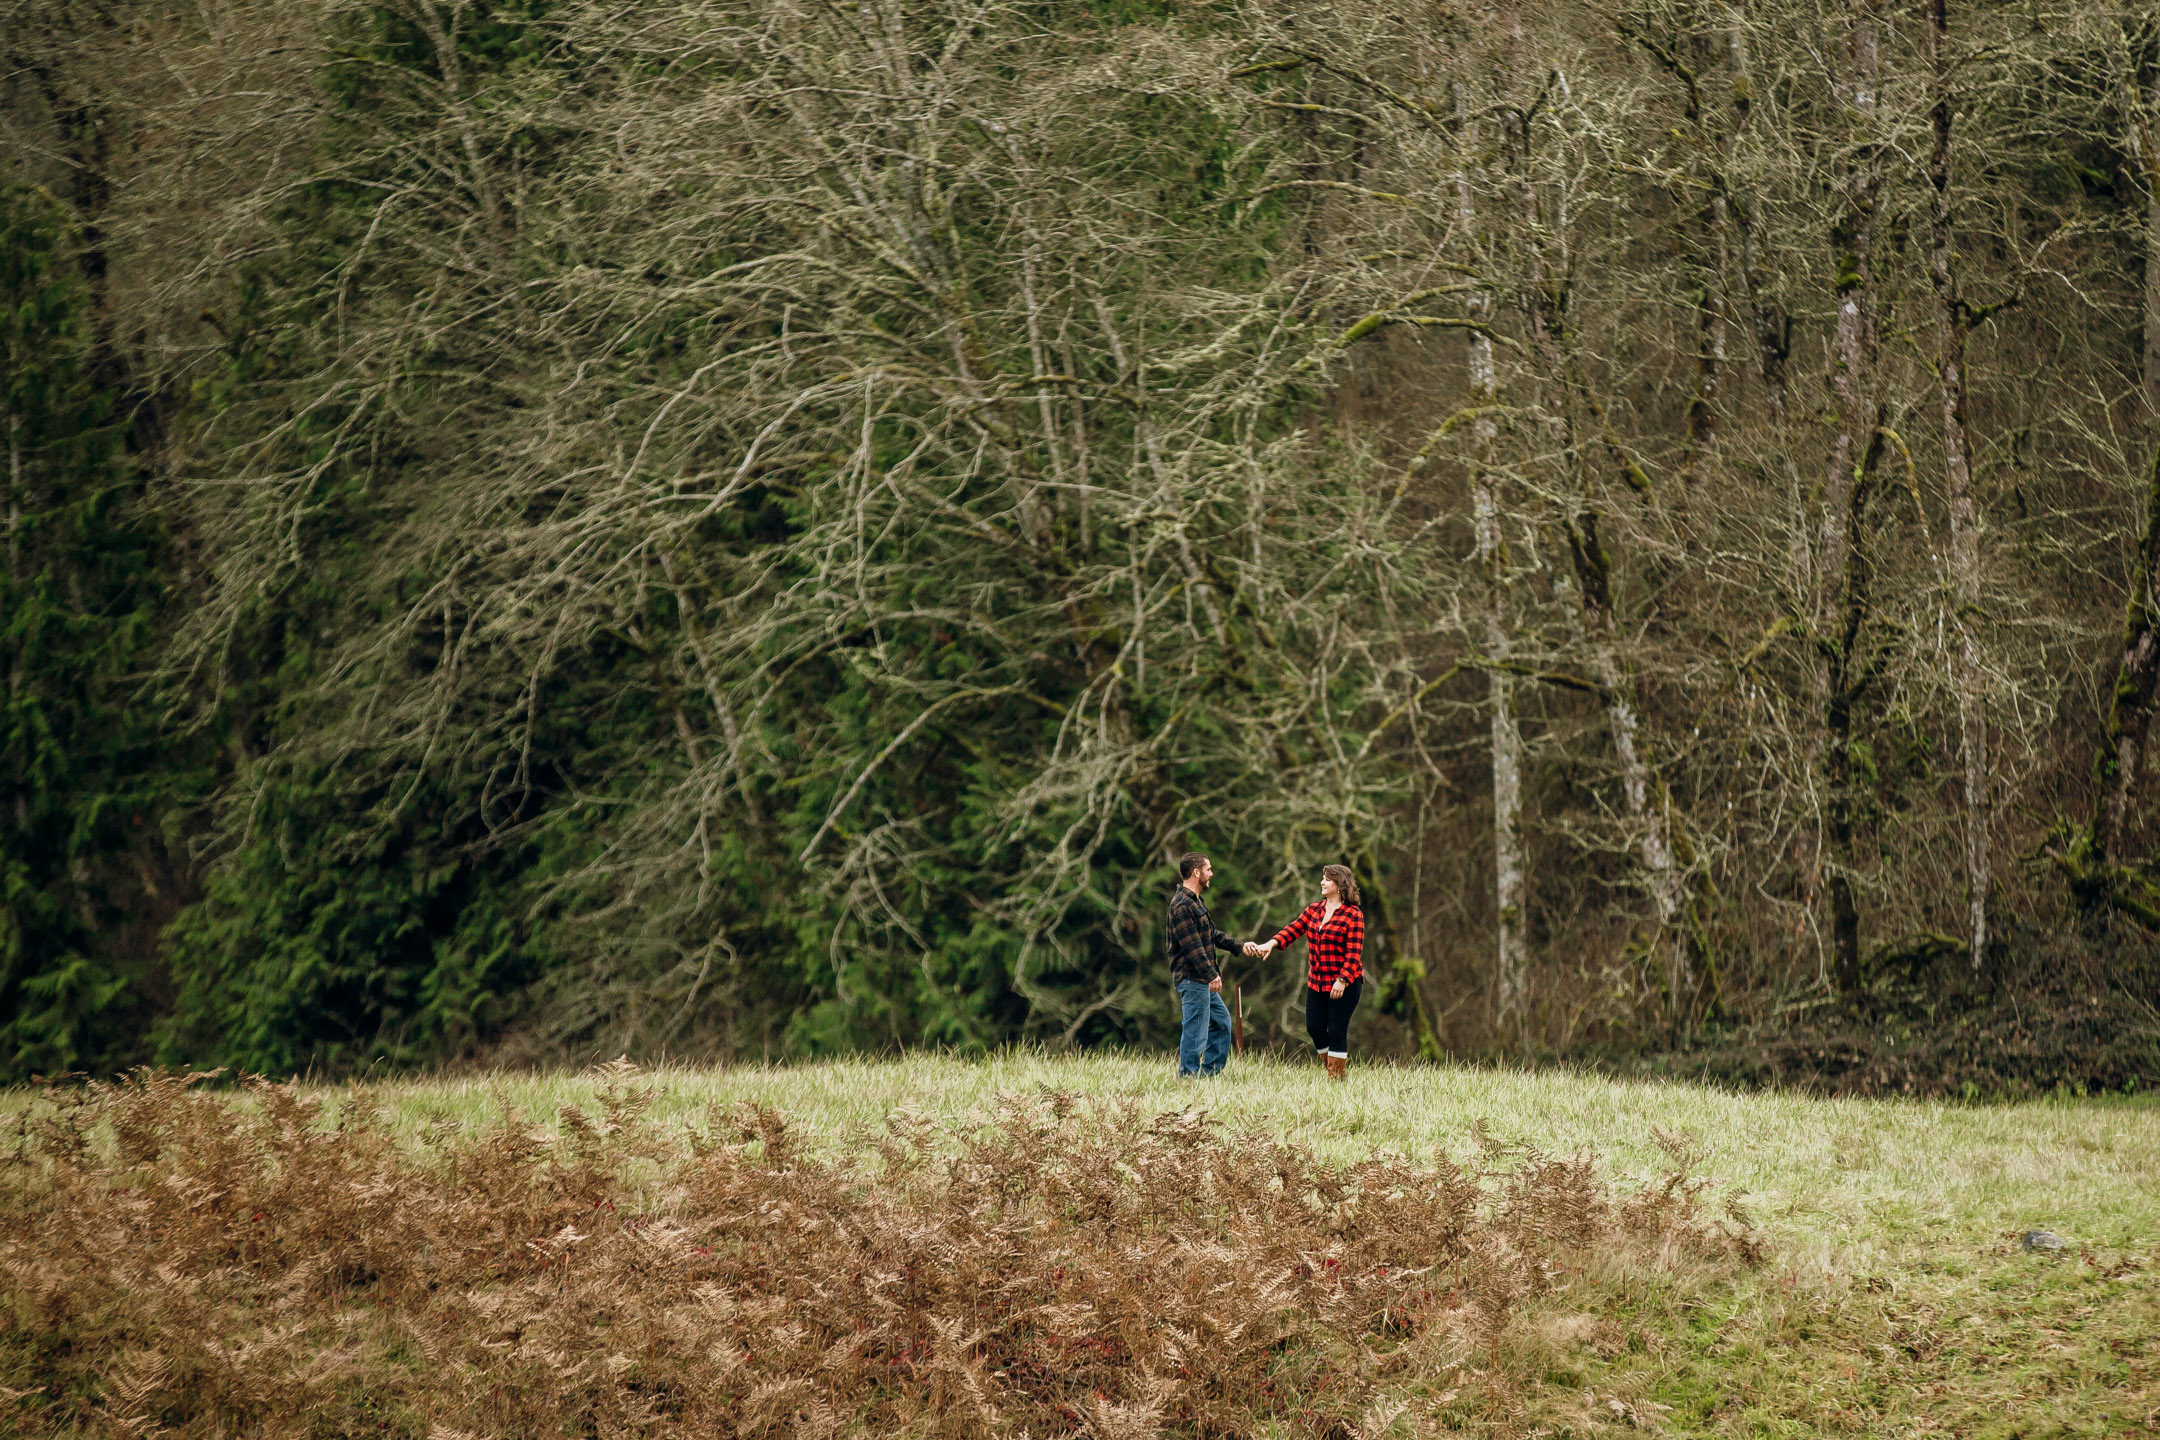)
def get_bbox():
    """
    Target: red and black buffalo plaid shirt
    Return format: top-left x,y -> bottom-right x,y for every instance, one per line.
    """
1271,902 -> 1365,992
